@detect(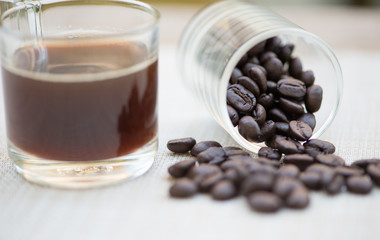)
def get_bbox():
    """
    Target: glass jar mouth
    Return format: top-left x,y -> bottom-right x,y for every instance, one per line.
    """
220,28 -> 343,152
0,0 -> 161,40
